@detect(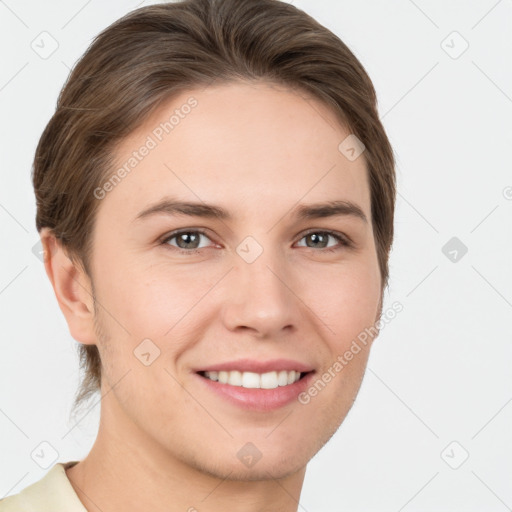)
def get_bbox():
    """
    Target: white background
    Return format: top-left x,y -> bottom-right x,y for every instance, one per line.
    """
1,1 -> 511,510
